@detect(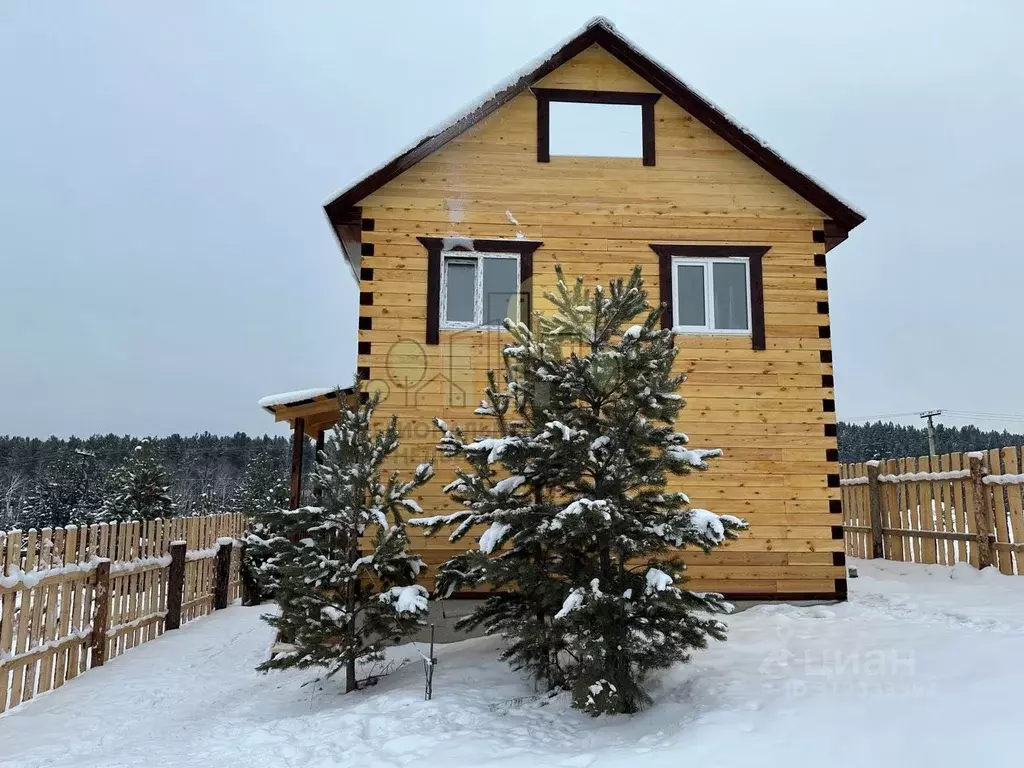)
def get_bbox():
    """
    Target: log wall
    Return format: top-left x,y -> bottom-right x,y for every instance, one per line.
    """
354,45 -> 843,598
